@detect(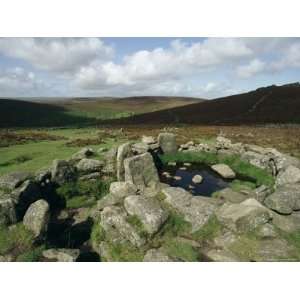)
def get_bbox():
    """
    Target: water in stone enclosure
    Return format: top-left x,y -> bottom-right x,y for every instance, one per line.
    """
159,162 -> 232,196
